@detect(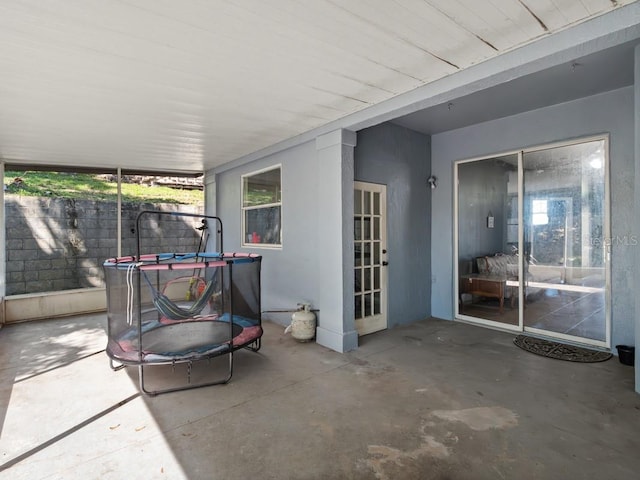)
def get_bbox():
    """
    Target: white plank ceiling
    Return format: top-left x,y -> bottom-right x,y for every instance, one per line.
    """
0,0 -> 635,173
